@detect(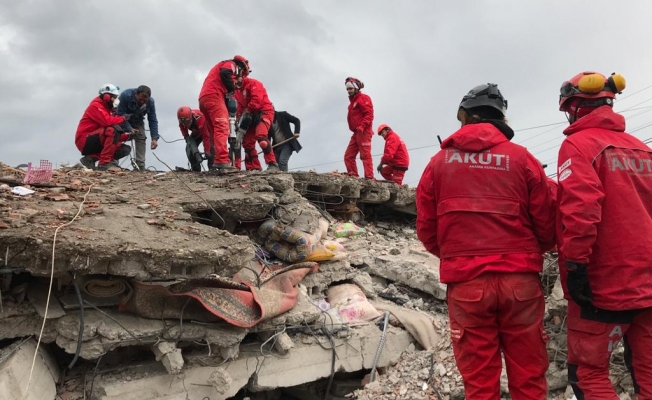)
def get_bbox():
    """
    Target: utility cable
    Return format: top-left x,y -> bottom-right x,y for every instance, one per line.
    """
21,184 -> 93,400
151,151 -> 226,229
67,274 -> 84,370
